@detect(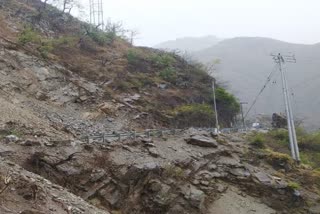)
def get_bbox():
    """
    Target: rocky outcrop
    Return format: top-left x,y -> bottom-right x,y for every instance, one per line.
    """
186,135 -> 218,147
1,131 -> 316,214
0,158 -> 109,214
